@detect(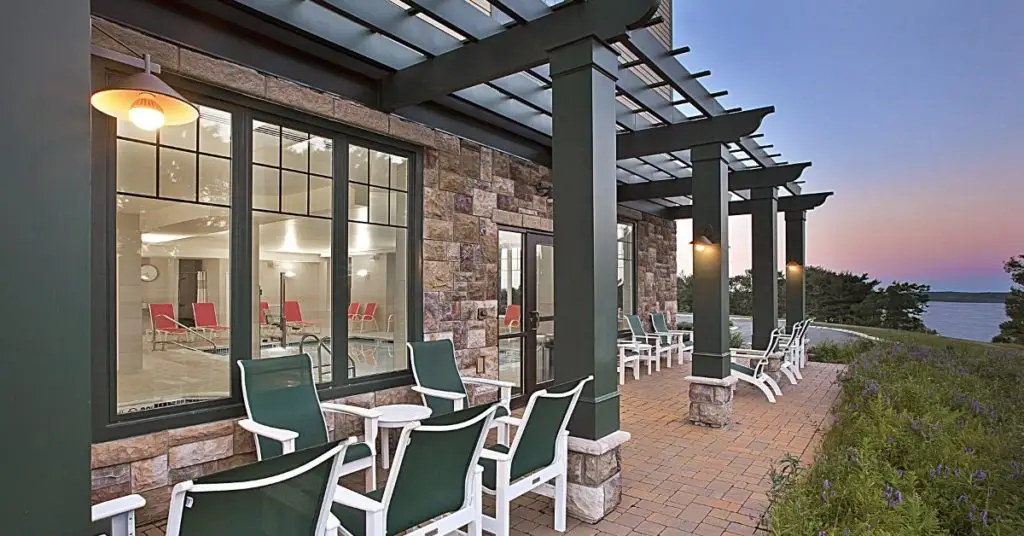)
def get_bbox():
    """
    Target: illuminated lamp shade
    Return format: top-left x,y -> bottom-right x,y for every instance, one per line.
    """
689,224 -> 714,252
786,261 -> 801,271
90,57 -> 198,131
